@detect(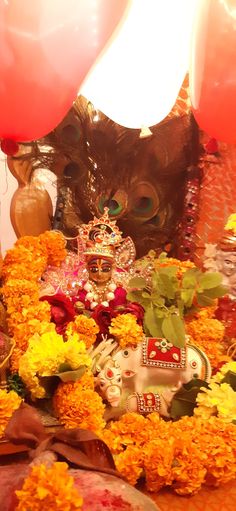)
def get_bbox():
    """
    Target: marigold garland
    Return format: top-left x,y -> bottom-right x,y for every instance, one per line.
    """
53,377 -> 105,433
0,388 -> 22,438
99,412 -> 236,495
15,462 -> 83,511
66,314 -> 99,349
19,331 -> 92,399
109,313 -> 143,348
186,317 -> 225,367
1,231 -> 67,371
